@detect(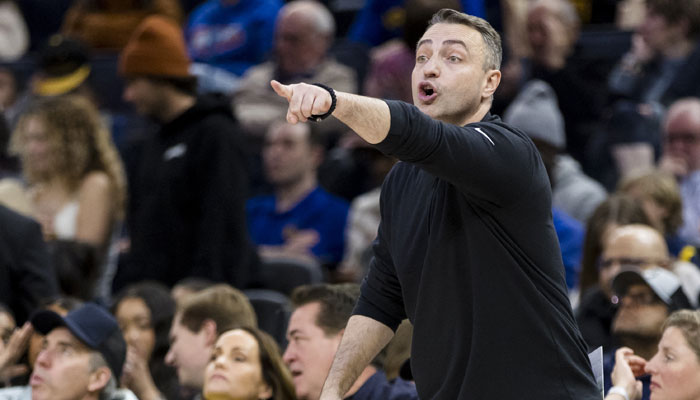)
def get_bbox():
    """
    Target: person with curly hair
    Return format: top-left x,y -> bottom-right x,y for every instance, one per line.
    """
10,94 -> 126,300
